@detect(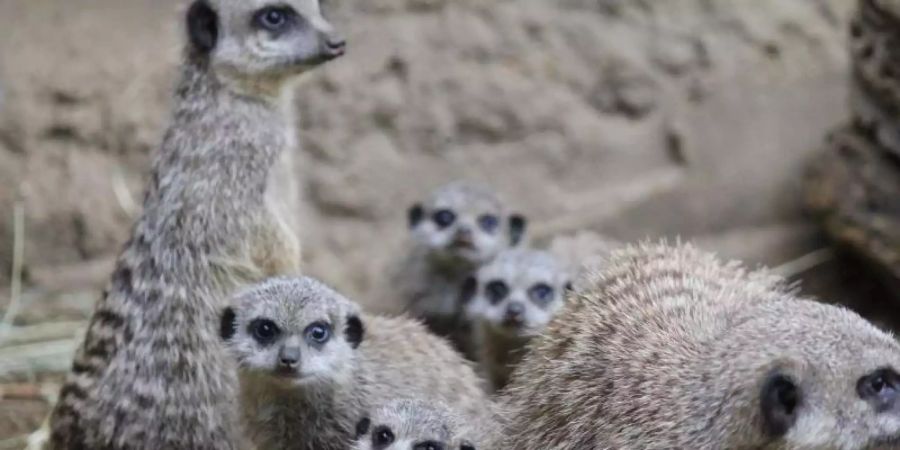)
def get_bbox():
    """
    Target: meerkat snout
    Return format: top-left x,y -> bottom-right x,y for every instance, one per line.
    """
503,300 -> 526,326
276,342 -> 301,371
